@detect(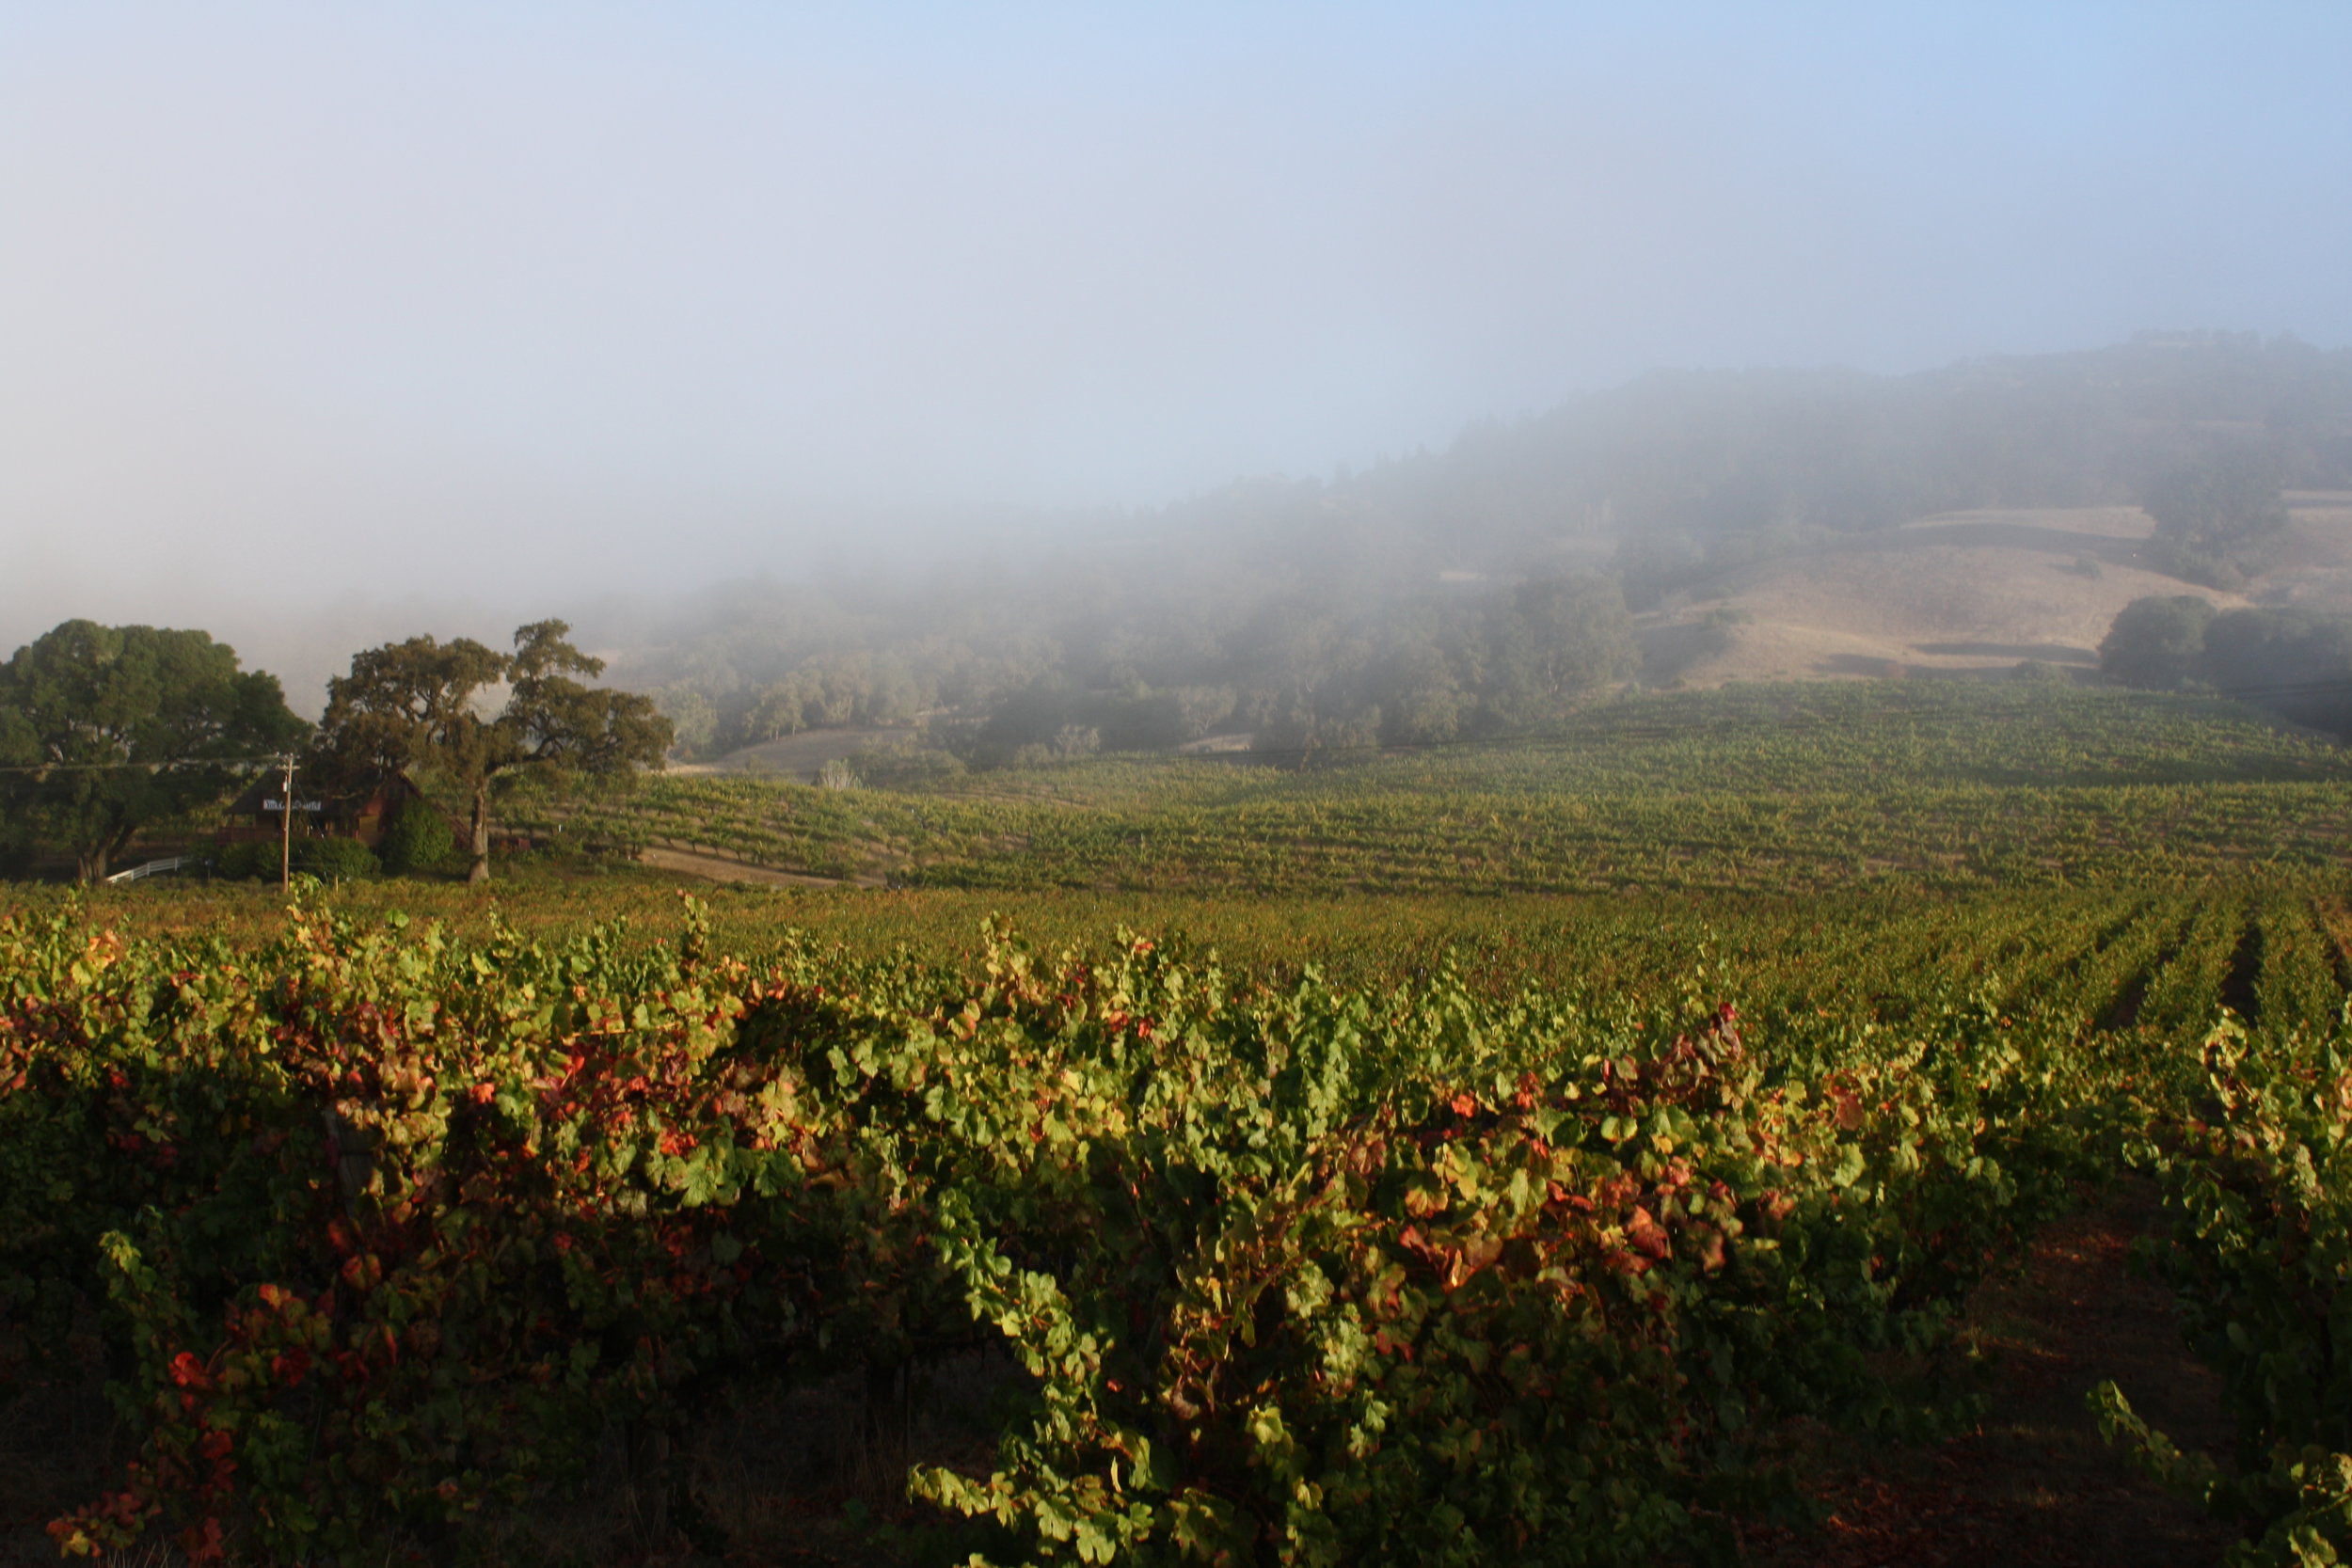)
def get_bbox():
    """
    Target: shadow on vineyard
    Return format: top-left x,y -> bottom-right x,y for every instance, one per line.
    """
0,872 -> 2337,1566
1742,1180 -> 2235,1567
0,1182 -> 2245,1568
0,1348 -> 1027,1567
